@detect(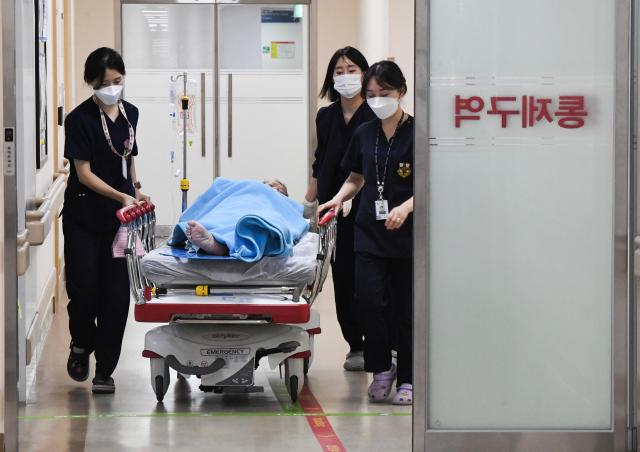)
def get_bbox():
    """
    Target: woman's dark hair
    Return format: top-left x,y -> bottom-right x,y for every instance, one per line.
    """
84,47 -> 126,88
319,46 -> 369,102
362,60 -> 408,97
